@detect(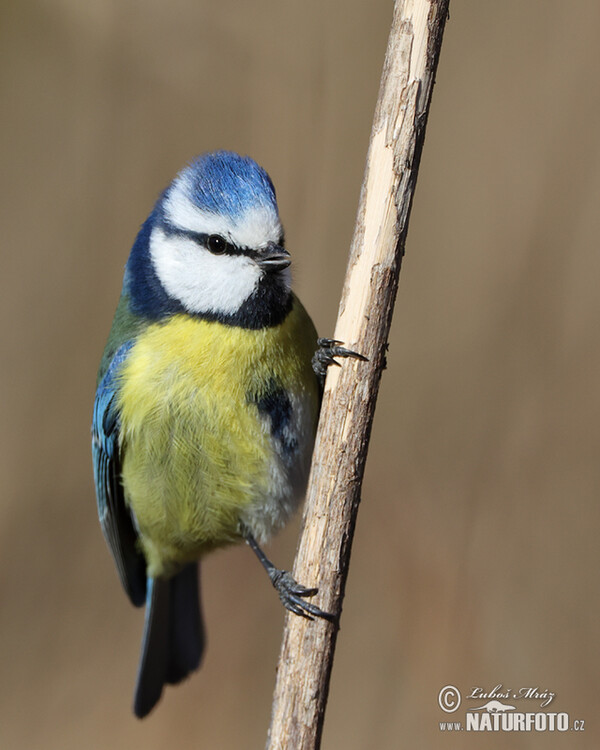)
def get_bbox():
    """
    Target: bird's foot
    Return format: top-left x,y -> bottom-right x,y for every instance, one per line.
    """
242,526 -> 335,621
312,338 -> 368,381
268,567 -> 335,622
